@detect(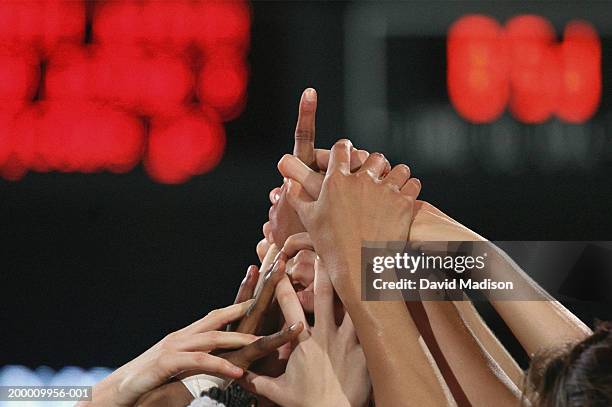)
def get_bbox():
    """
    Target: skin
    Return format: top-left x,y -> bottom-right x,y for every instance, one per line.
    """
277,129 -> 590,389
266,88 -> 369,247
77,300 -> 267,407
241,264 -> 371,407
131,255 -> 303,407
410,212 -> 592,356
284,139 -> 451,406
